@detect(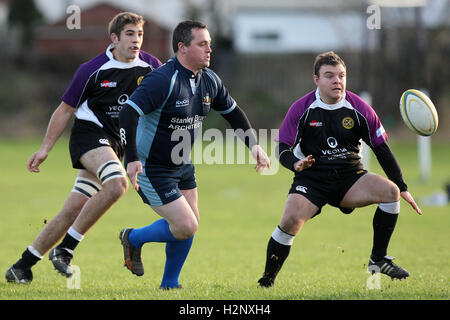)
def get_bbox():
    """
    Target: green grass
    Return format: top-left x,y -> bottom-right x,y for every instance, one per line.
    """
0,138 -> 448,300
